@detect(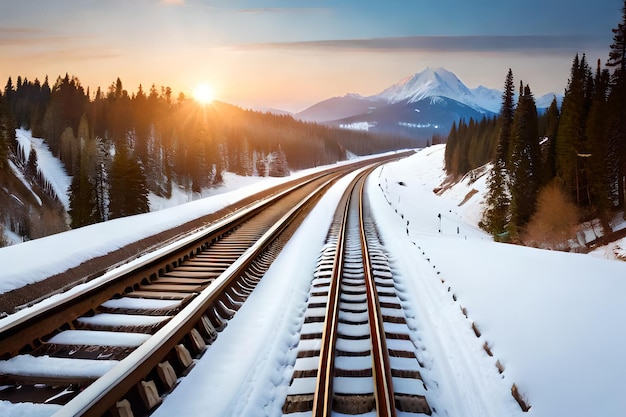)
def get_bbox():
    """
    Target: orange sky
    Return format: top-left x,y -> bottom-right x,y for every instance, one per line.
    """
1,1 -> 620,112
